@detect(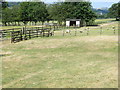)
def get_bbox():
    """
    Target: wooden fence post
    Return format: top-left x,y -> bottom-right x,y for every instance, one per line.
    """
29,30 -> 31,39
13,28 -> 14,32
100,26 -> 102,35
43,29 -> 45,37
63,30 -> 65,36
23,27 -> 24,34
24,26 -> 27,40
54,25 -> 55,31
24,28 -> 27,40
20,30 -> 23,41
87,28 -> 89,36
69,30 -> 71,35
37,27 -> 39,37
11,31 -> 14,43
53,30 -> 54,36
50,25 -> 51,30
47,30 -> 49,37
75,29 -> 77,36
112,26 -> 115,35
